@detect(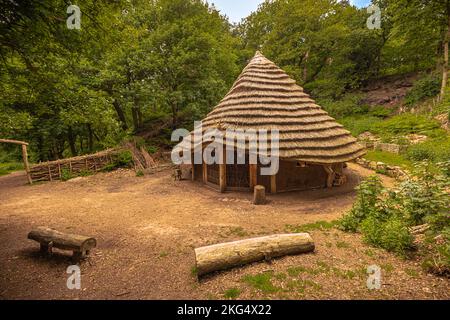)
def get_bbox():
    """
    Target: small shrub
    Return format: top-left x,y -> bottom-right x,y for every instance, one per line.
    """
102,150 -> 133,172
60,168 -> 73,181
338,176 -> 384,232
116,150 -> 133,167
379,216 -> 414,255
340,162 -> 449,259
404,74 -> 441,107
147,145 -> 159,154
361,217 -> 413,255
407,137 -> 450,163
136,170 -> 144,177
